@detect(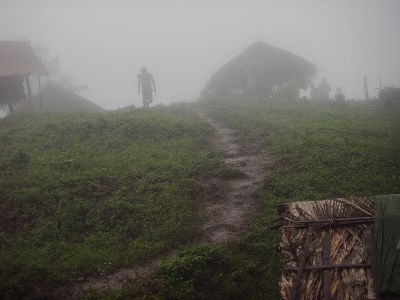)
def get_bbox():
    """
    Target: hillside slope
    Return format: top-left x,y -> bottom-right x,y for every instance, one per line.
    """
92,97 -> 400,299
2,98 -> 399,299
0,106 -> 220,298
